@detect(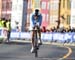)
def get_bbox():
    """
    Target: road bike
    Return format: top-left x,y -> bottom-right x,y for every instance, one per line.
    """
33,26 -> 39,57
